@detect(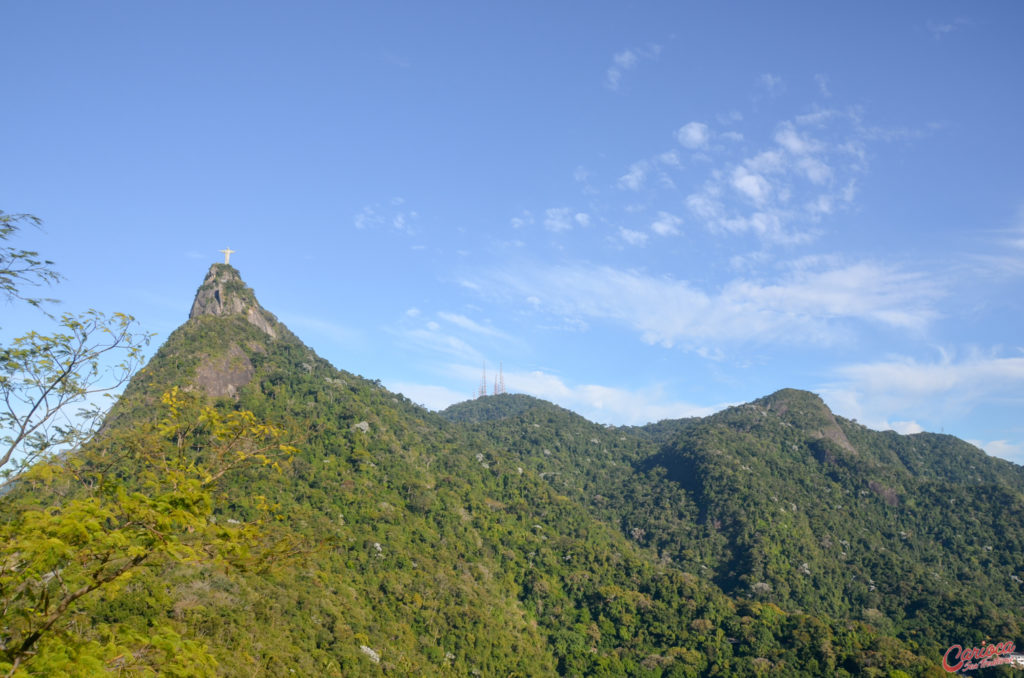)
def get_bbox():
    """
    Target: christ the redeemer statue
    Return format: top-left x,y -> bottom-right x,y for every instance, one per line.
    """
220,248 -> 236,264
